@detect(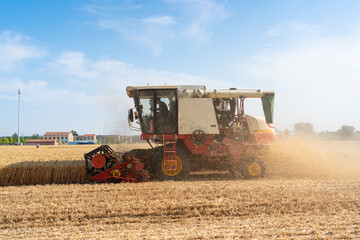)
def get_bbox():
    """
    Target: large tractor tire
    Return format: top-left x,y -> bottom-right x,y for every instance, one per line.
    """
230,157 -> 265,179
242,157 -> 266,179
152,145 -> 191,181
